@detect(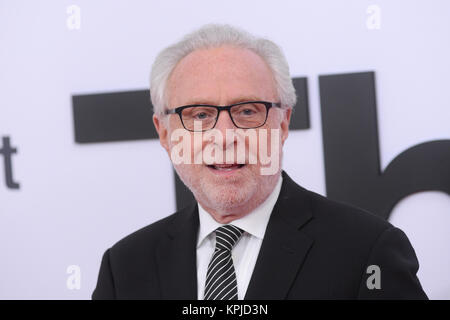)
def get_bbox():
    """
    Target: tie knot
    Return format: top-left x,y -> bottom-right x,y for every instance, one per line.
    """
214,225 -> 244,251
